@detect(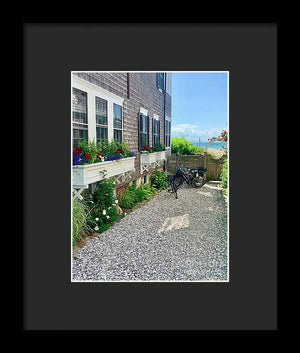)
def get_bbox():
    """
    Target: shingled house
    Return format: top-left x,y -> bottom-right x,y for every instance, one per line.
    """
72,72 -> 172,197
